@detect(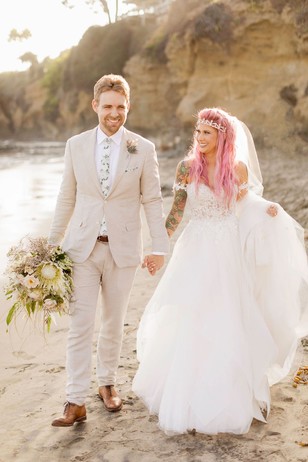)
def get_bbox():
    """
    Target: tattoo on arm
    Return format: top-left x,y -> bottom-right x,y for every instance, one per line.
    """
165,161 -> 189,236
